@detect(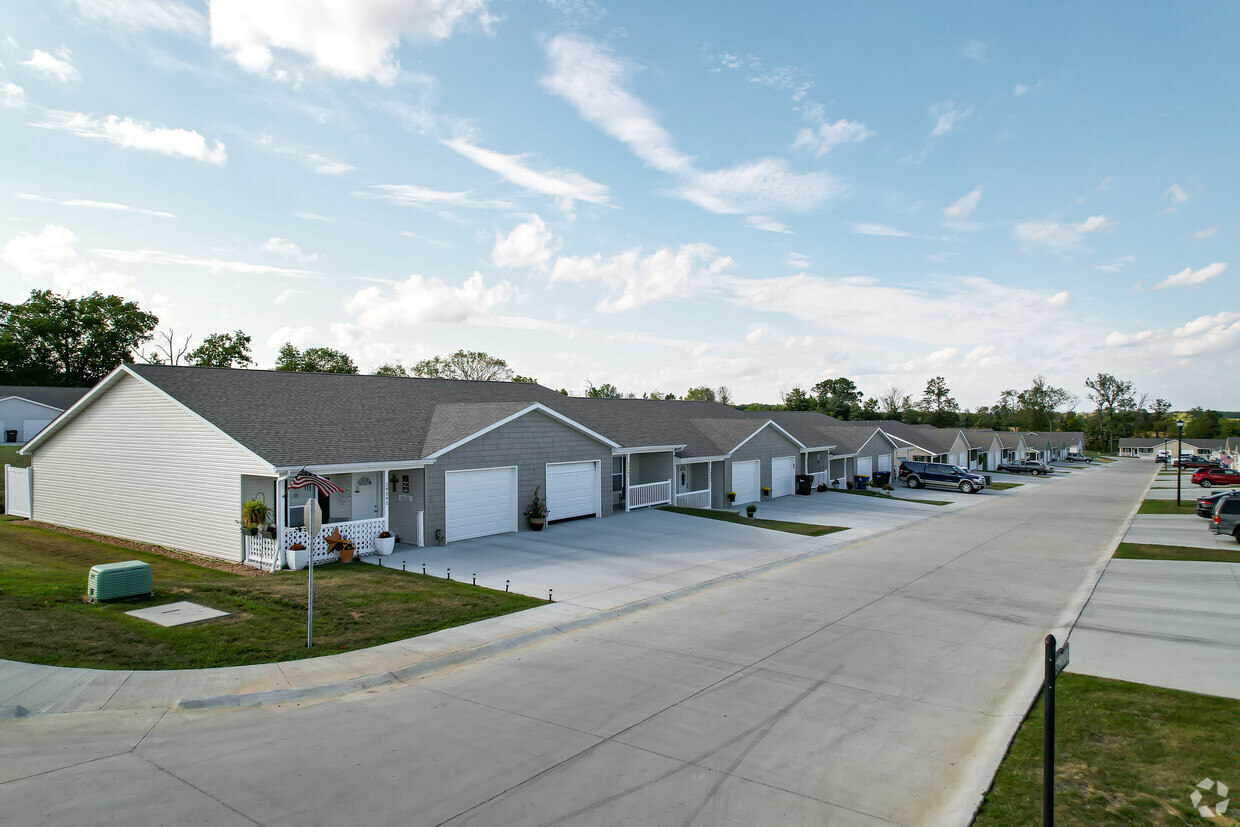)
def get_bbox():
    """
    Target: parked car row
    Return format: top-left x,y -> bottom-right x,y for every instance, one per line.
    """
1191,467 -> 1240,488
